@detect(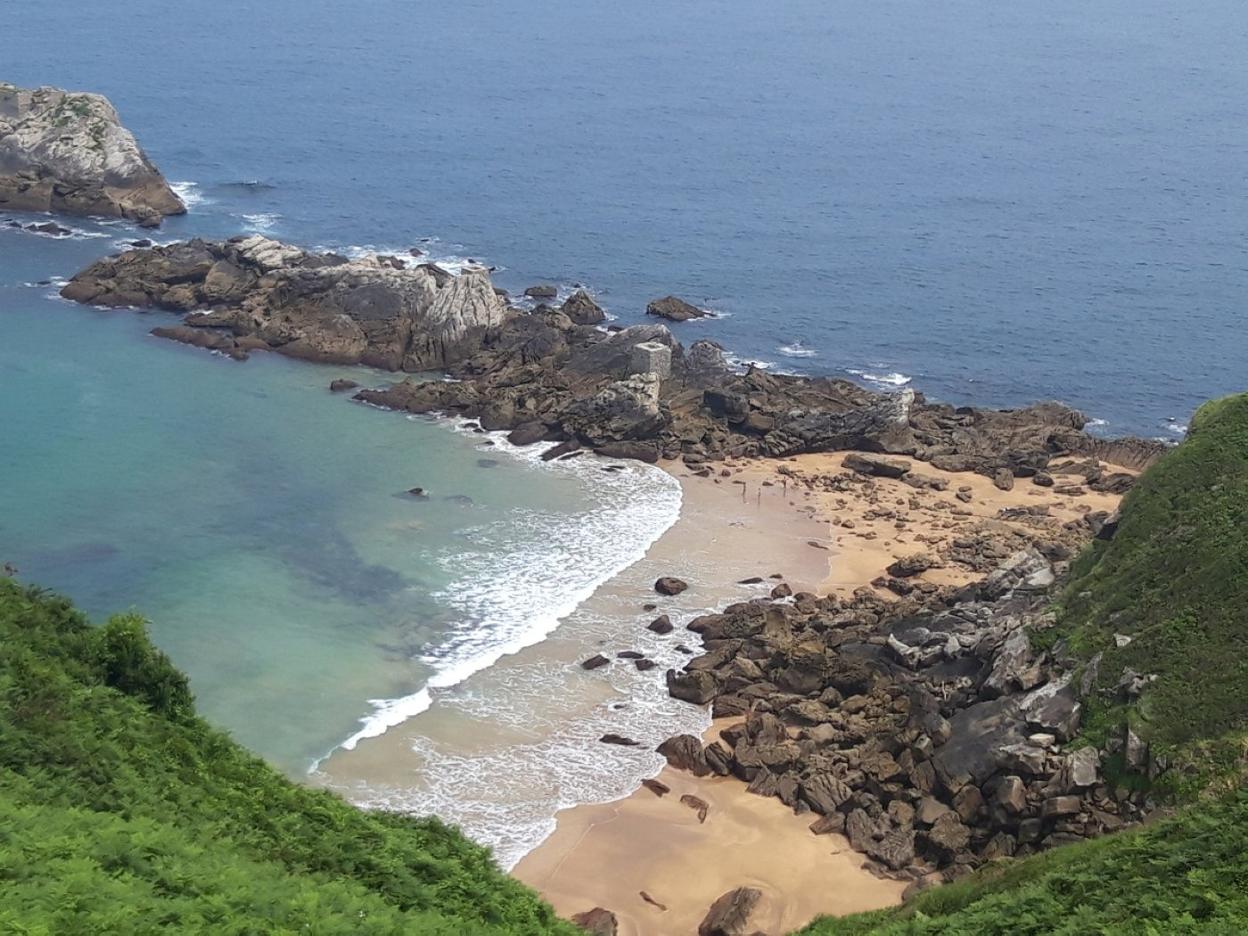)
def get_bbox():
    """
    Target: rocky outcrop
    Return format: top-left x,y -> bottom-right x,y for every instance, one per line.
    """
62,236 -> 505,369
0,83 -> 183,226
657,531 -> 1150,886
60,237 -> 1149,469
